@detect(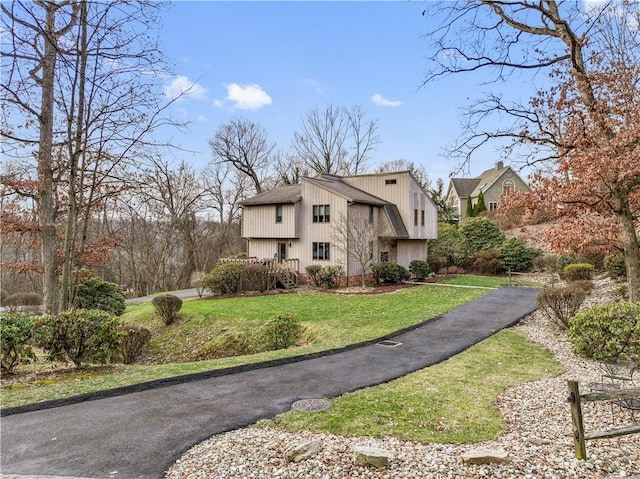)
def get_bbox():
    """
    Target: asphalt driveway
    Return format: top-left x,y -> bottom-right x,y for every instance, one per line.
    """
0,286 -> 540,479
